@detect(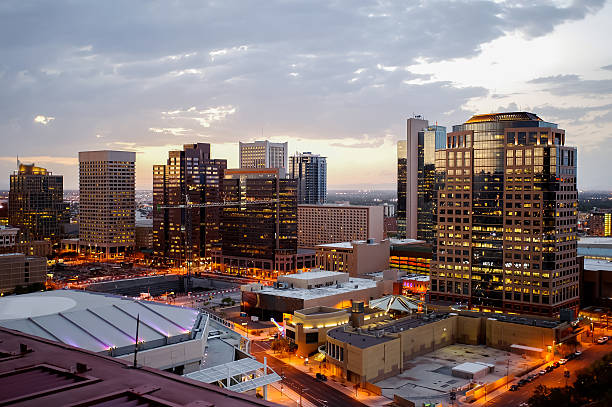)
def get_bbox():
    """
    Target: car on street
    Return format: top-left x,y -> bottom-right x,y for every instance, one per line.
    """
509,384 -> 519,391
559,358 -> 568,365
597,336 -> 609,344
539,369 -> 547,375
574,350 -> 582,357
553,362 -> 560,368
